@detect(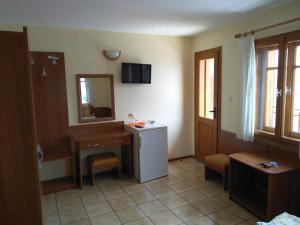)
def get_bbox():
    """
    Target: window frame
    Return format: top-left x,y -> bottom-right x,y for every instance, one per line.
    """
255,29 -> 300,145
284,41 -> 300,139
